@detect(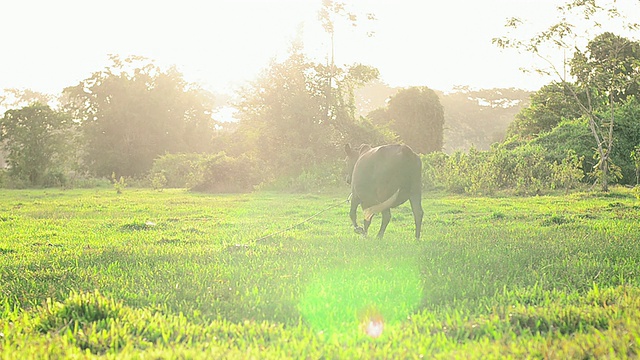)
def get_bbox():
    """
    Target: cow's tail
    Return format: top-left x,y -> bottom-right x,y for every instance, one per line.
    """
363,189 -> 400,221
